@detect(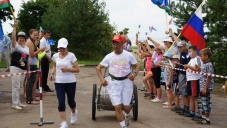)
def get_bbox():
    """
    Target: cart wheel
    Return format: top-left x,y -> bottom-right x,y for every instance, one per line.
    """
132,84 -> 138,121
92,84 -> 97,120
